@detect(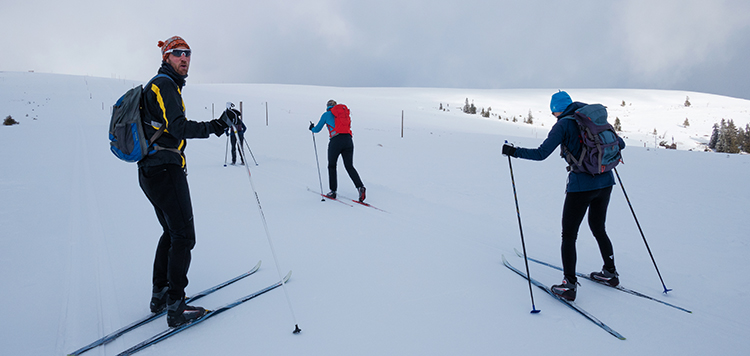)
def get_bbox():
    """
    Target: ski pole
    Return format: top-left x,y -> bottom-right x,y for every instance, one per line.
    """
228,102 -> 302,334
243,137 -> 259,166
505,142 -> 540,314
224,130 -> 230,167
614,167 -> 671,294
311,123 -> 325,202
